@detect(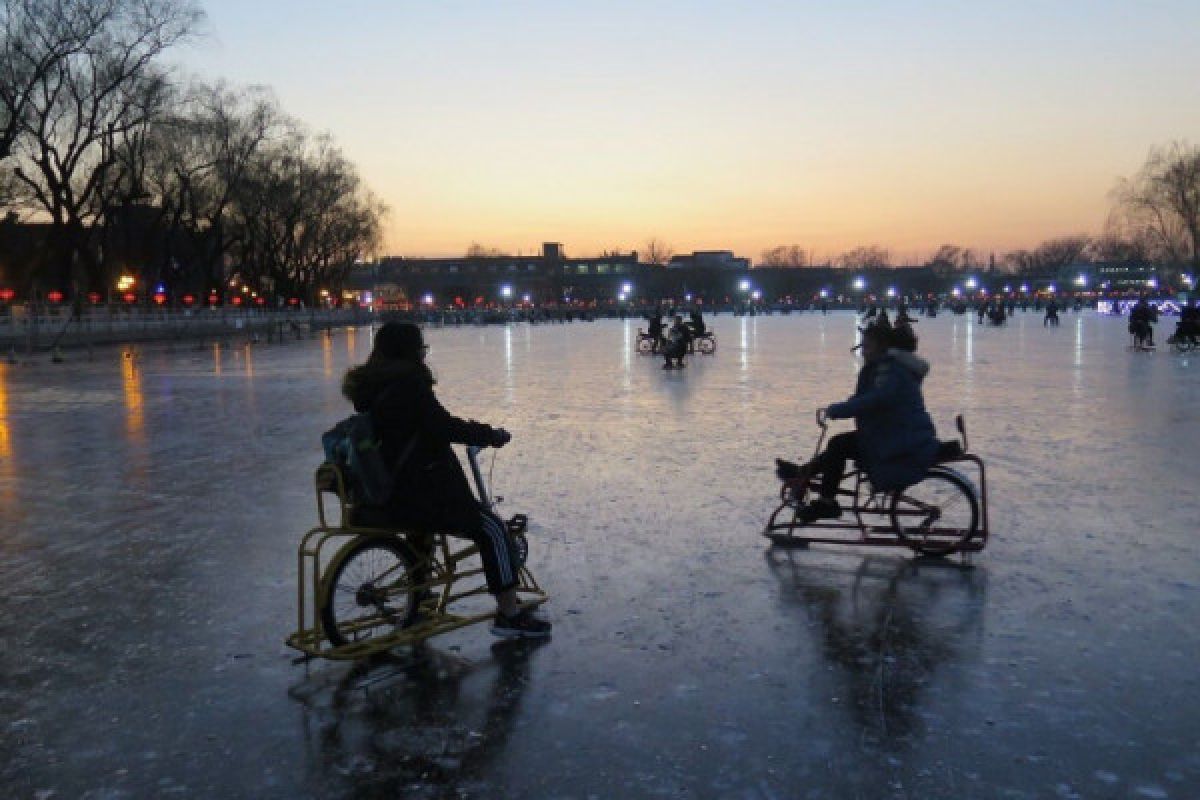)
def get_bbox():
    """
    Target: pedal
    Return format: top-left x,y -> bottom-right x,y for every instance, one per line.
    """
507,513 -> 528,534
